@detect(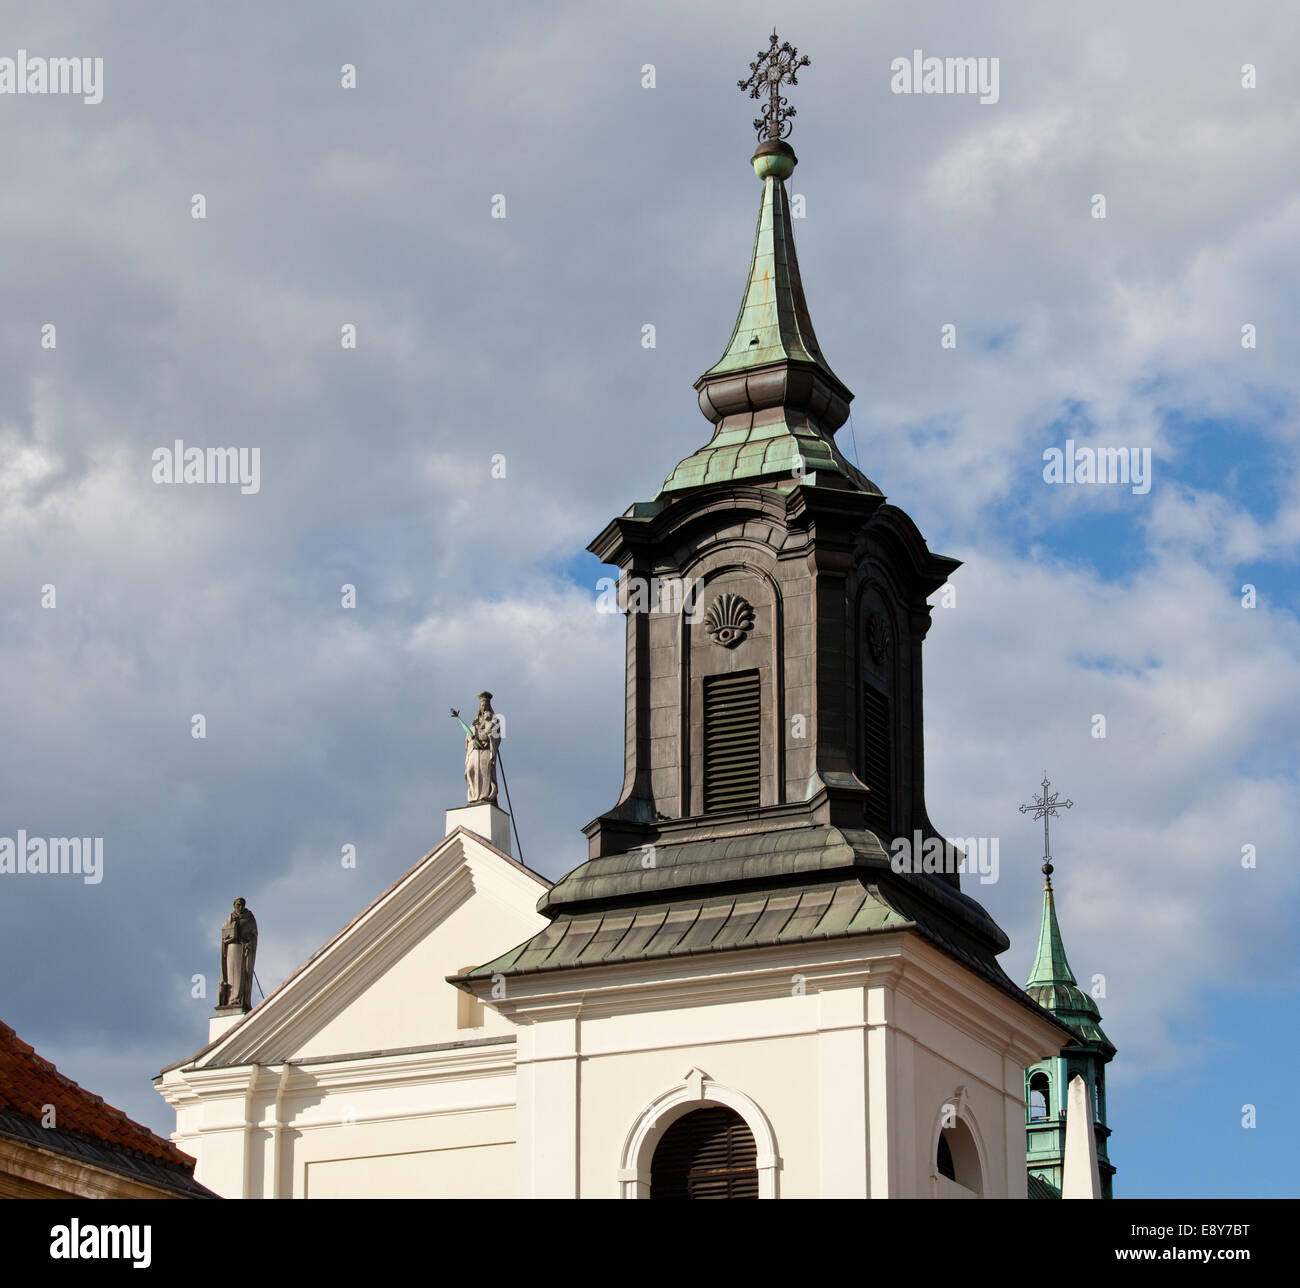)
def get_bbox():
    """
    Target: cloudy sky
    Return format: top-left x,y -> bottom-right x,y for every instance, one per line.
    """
1,1 -> 1296,1198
